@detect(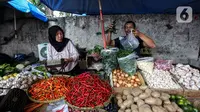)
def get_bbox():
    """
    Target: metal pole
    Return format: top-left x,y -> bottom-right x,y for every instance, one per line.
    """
14,9 -> 17,38
98,0 -> 106,49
